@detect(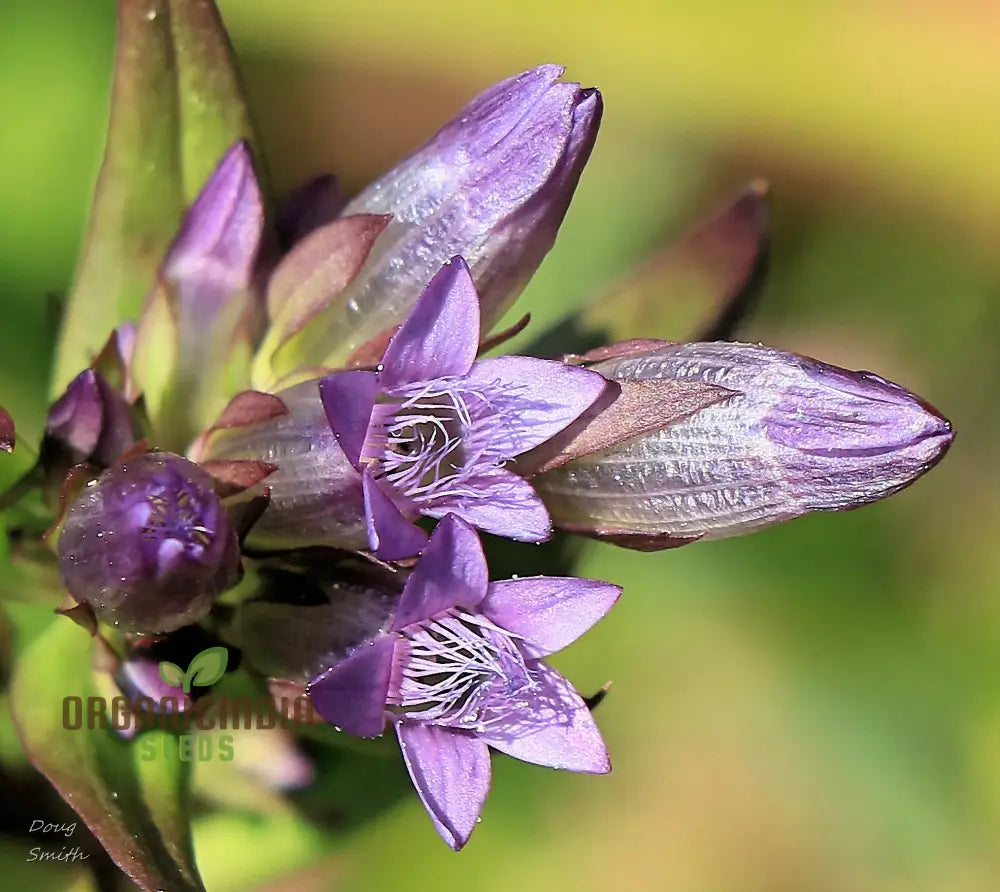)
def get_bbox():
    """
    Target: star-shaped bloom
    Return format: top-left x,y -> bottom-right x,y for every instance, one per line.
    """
319,256 -> 610,559
308,514 -> 619,848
